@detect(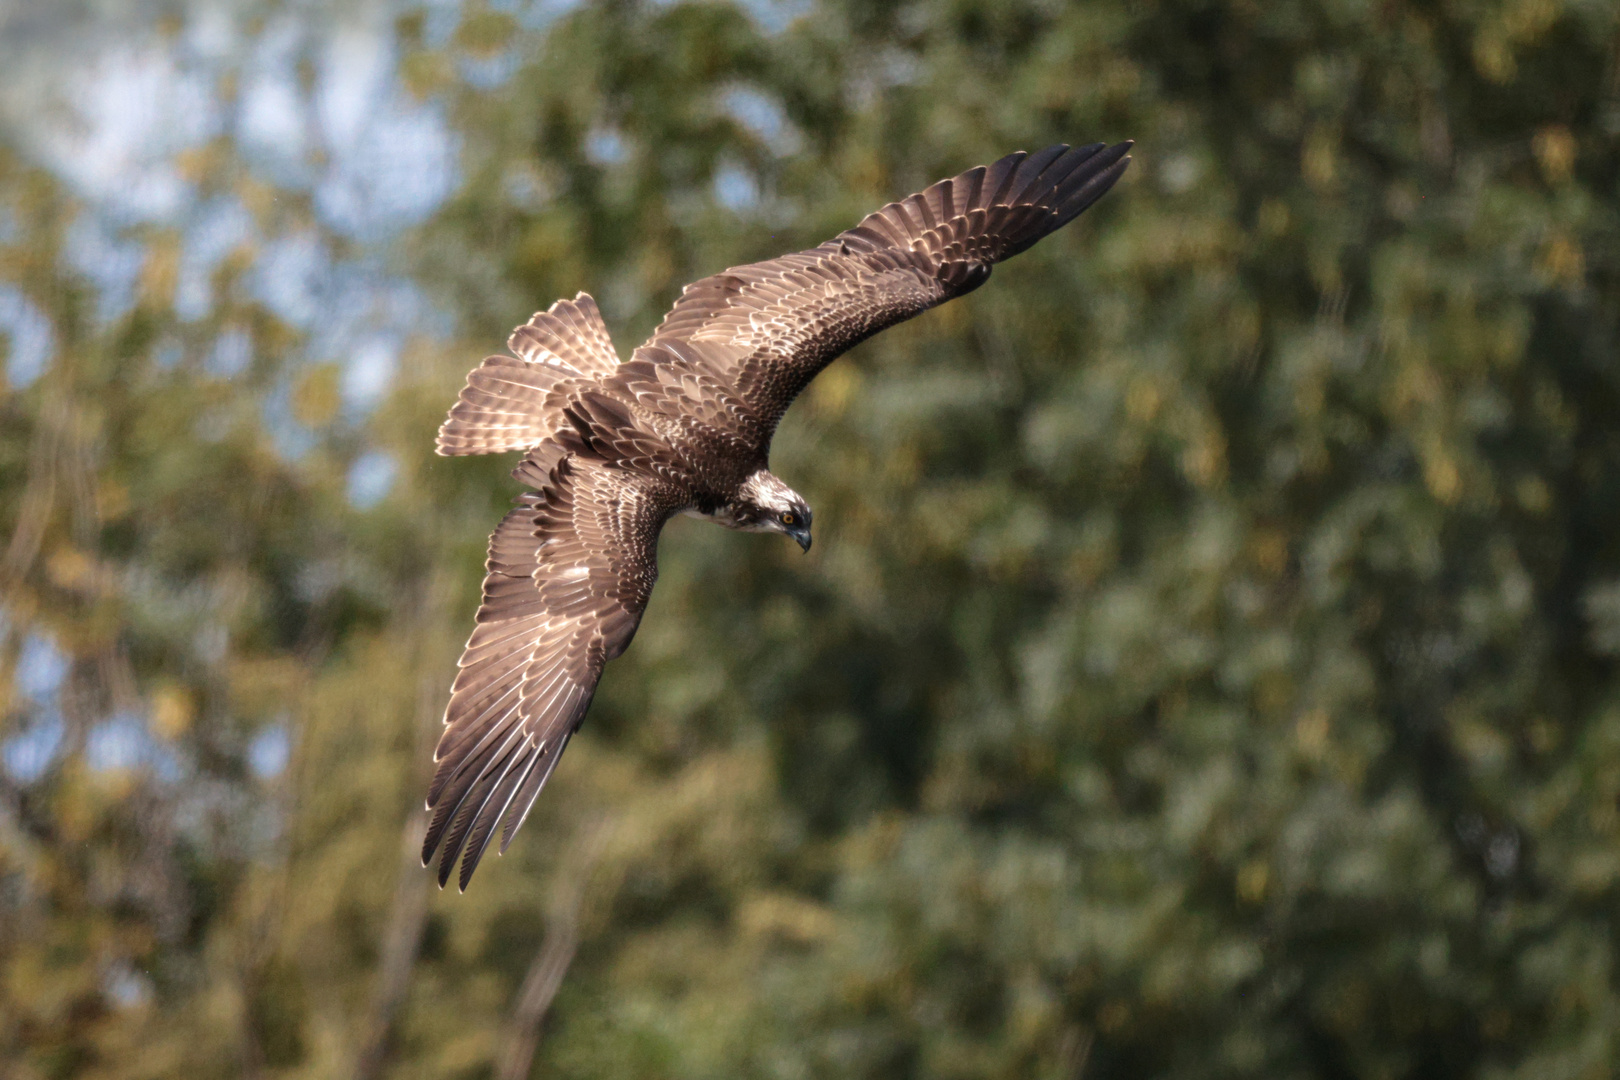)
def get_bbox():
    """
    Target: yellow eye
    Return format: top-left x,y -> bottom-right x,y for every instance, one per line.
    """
781,511 -> 796,526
